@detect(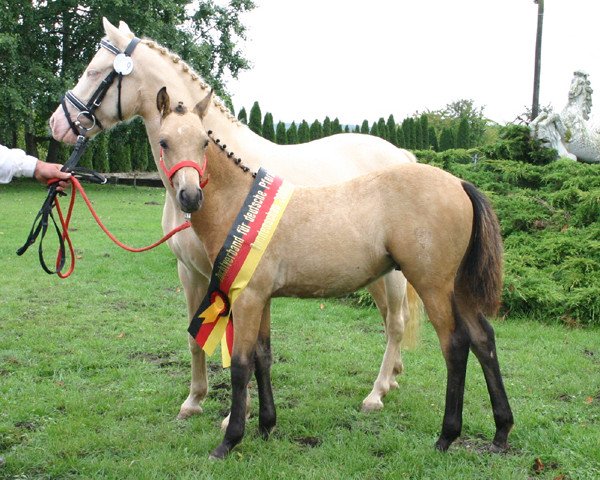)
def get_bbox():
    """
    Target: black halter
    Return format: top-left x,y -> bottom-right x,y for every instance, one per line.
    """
17,36 -> 140,274
61,37 -> 140,137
